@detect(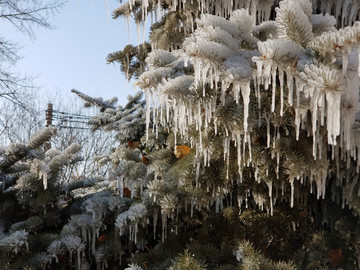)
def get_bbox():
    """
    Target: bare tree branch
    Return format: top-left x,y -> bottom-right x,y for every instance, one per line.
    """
0,0 -> 66,38
0,0 -> 65,112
